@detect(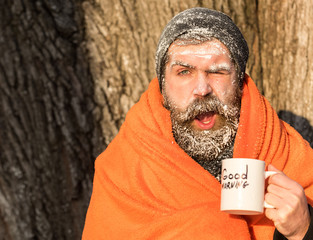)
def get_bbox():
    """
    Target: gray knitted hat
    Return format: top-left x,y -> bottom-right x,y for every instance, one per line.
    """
155,7 -> 249,90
